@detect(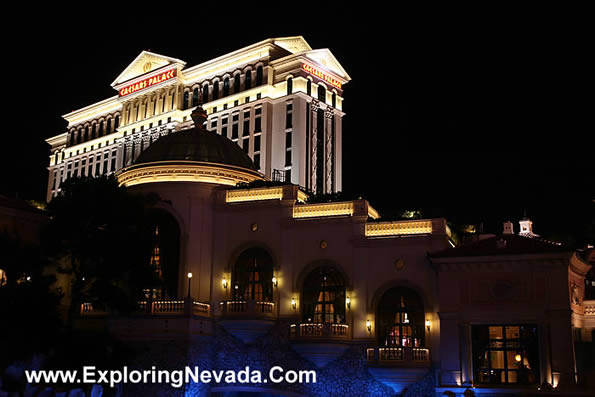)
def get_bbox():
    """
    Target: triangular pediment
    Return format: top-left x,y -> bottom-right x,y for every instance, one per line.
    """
305,49 -> 351,81
111,51 -> 186,87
